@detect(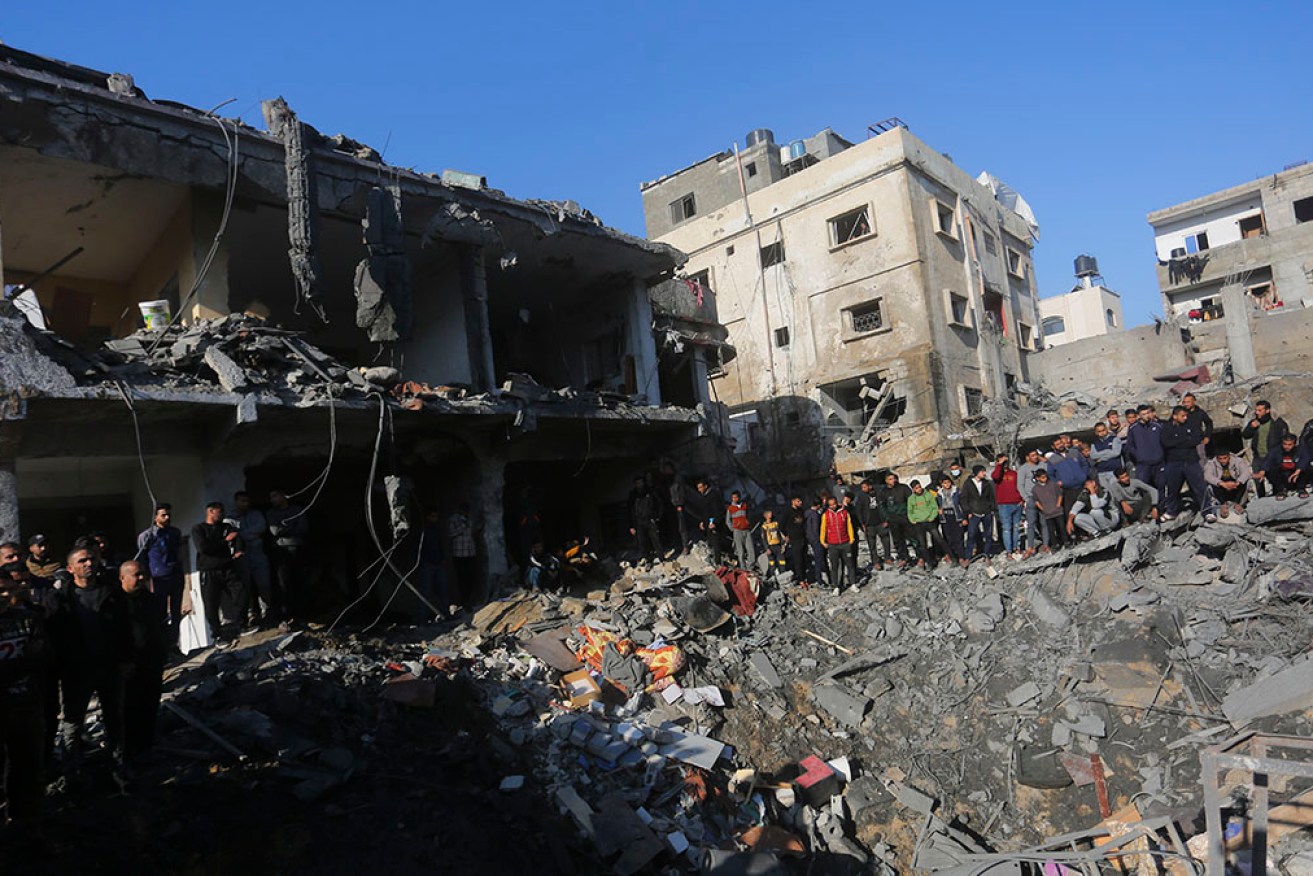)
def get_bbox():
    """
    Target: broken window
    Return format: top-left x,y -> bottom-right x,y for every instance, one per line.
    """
1019,322 -> 1034,349
817,374 -> 904,435
1006,247 -> 1026,278
982,290 -> 1007,335
947,291 -> 971,328
669,193 -> 697,225
746,162 -> 758,178
829,206 -> 873,246
846,300 -> 884,335
1042,315 -> 1066,337
760,241 -> 785,268
1185,231 -> 1209,254
687,269 -> 712,297
1295,197 -> 1313,224
1248,281 -> 1281,310
728,410 -> 761,455
1239,213 -> 1265,238
774,326 -> 790,347
963,386 -> 985,418
982,231 -> 999,256
934,200 -> 957,238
